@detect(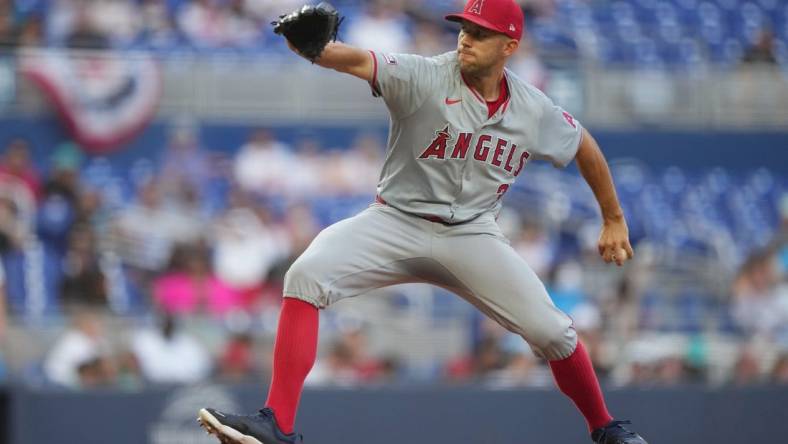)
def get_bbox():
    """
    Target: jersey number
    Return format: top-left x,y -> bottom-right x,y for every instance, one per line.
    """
496,184 -> 510,201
